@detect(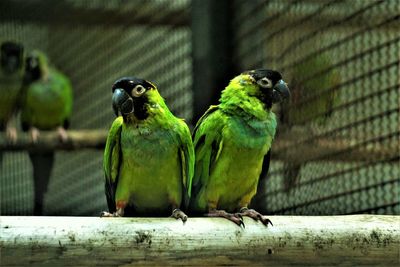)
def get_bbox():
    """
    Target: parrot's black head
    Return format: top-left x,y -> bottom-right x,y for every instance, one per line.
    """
111,77 -> 156,120
24,54 -> 41,82
243,69 -> 290,108
1,41 -> 24,74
